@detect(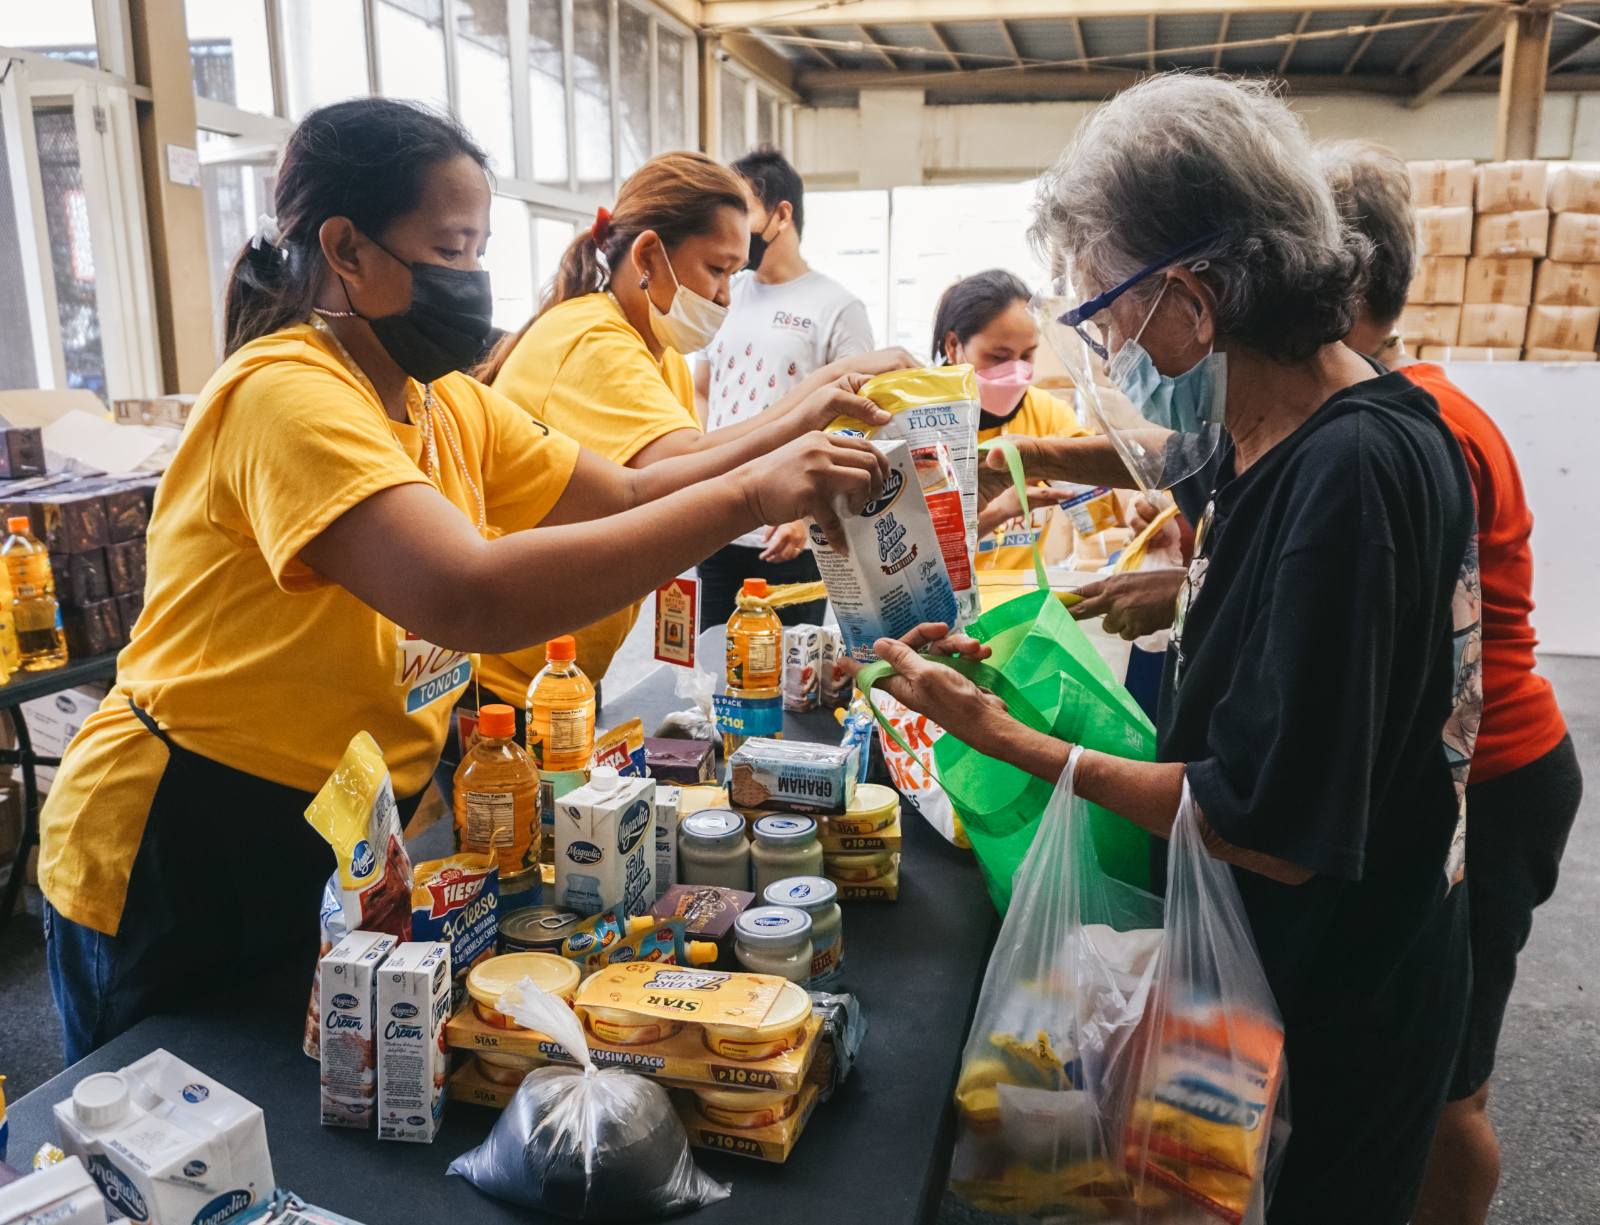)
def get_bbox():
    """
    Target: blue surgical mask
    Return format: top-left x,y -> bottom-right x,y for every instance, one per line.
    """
1107,282 -> 1228,433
